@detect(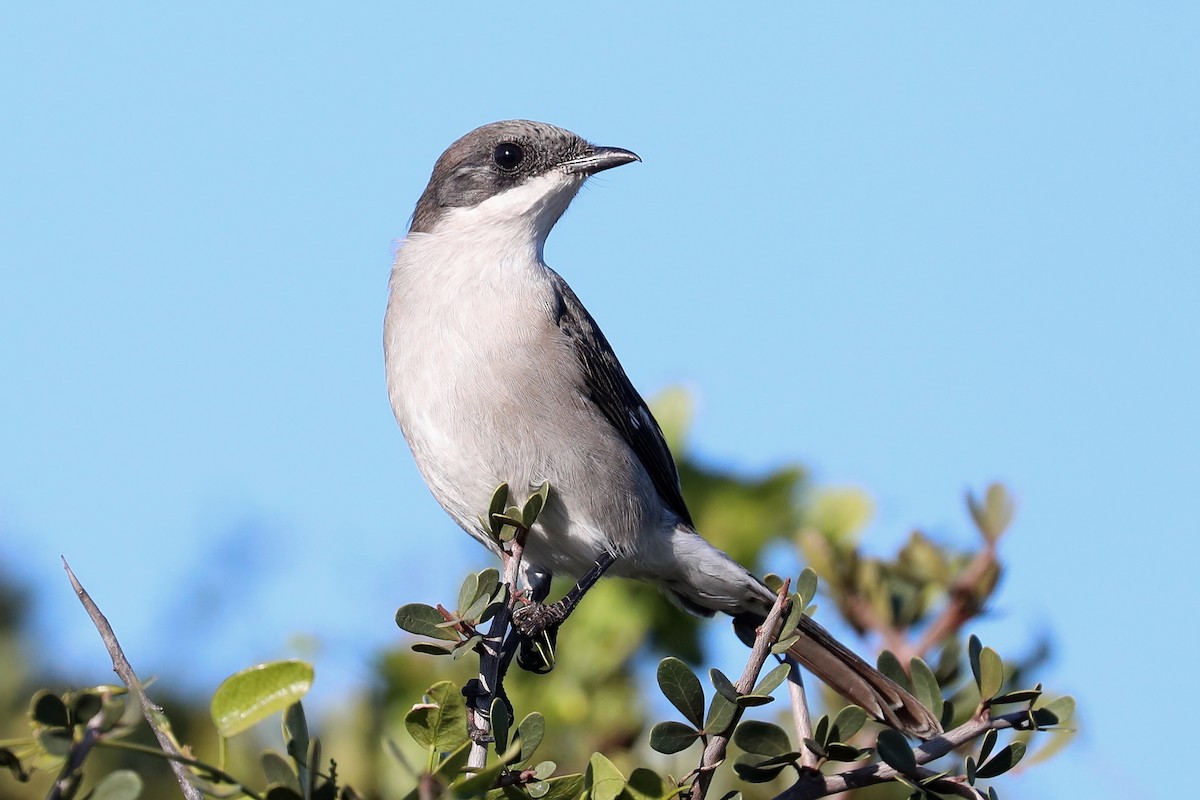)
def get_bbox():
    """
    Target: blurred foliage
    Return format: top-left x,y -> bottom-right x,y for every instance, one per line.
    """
0,390 -> 1073,799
